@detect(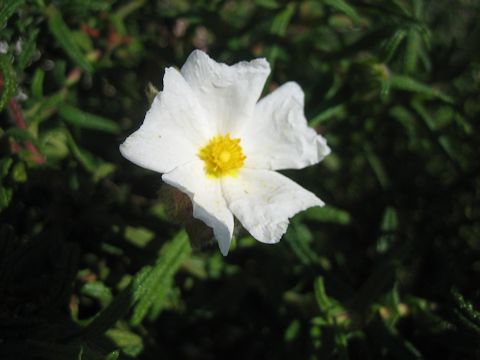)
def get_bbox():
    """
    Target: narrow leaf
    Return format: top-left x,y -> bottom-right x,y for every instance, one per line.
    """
0,186 -> 13,211
304,205 -> 351,225
390,74 -> 453,103
59,104 -> 120,134
31,68 -> 45,99
411,100 -> 461,167
81,282 -> 113,308
81,266 -> 152,339
364,142 -> 390,189
0,157 -> 13,178
310,104 -> 346,126
0,54 -> 16,112
17,29 -> 39,70
376,207 -> 398,254
256,0 -> 280,9
104,351 -> 120,360
382,29 -> 406,63
403,28 -> 420,74
82,231 -> 190,337
106,329 -> 143,357
47,6 -> 94,73
451,288 -> 480,328
65,130 -> 97,173
314,276 -> 331,311
0,0 -> 25,27
285,222 -> 318,265
324,0 -> 360,22
270,3 -> 295,36
130,230 -> 191,325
